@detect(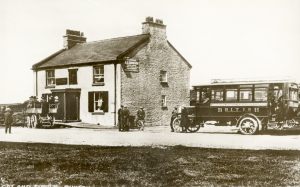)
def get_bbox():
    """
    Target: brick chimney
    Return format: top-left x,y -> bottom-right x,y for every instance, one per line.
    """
142,17 -> 167,41
63,29 -> 87,49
